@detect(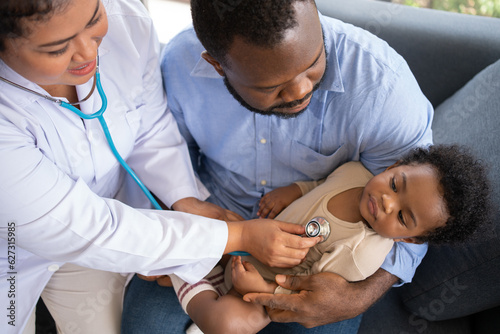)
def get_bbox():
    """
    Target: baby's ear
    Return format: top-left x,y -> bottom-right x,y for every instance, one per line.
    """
393,237 -> 424,244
